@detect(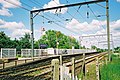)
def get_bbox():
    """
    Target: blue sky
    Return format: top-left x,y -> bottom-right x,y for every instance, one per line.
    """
0,0 -> 120,48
